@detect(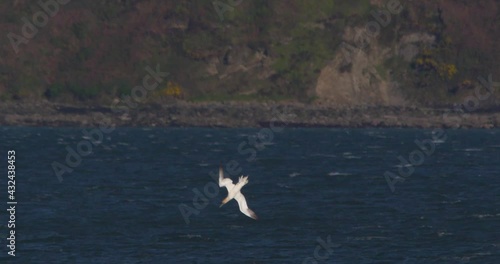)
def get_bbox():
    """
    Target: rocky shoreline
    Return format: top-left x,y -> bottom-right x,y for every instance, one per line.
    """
1,100 -> 499,128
